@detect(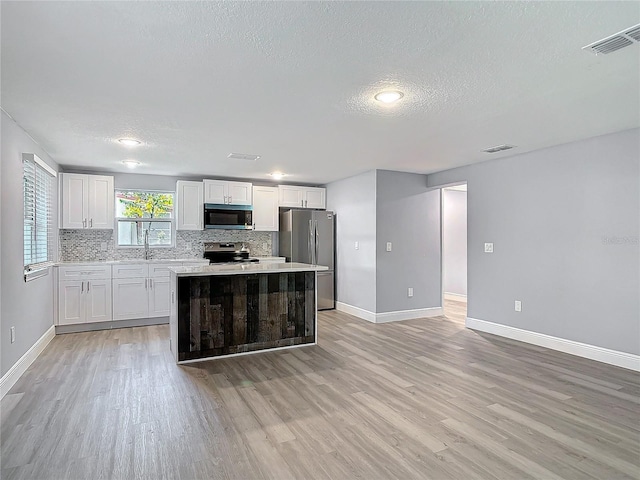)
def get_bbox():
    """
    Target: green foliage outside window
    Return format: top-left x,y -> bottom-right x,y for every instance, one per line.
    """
118,191 -> 173,218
